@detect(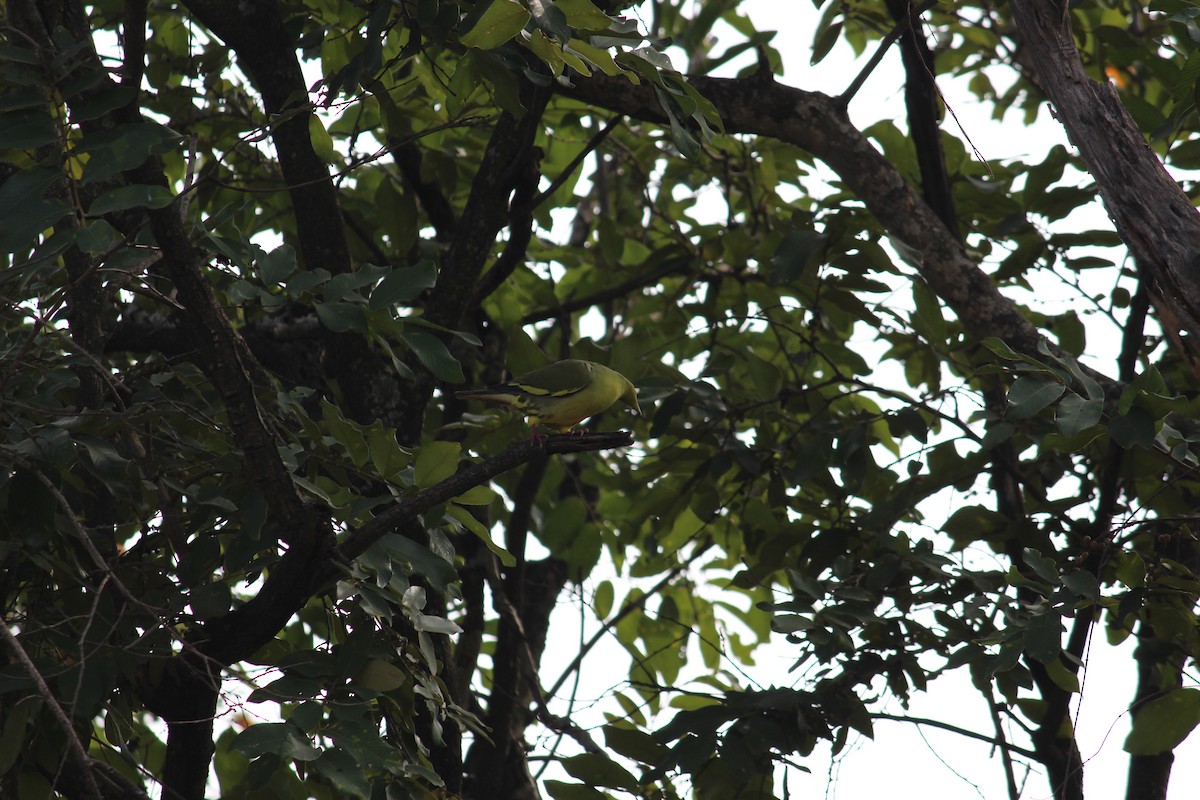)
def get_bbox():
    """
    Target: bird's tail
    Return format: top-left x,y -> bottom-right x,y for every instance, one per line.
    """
455,388 -> 521,405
